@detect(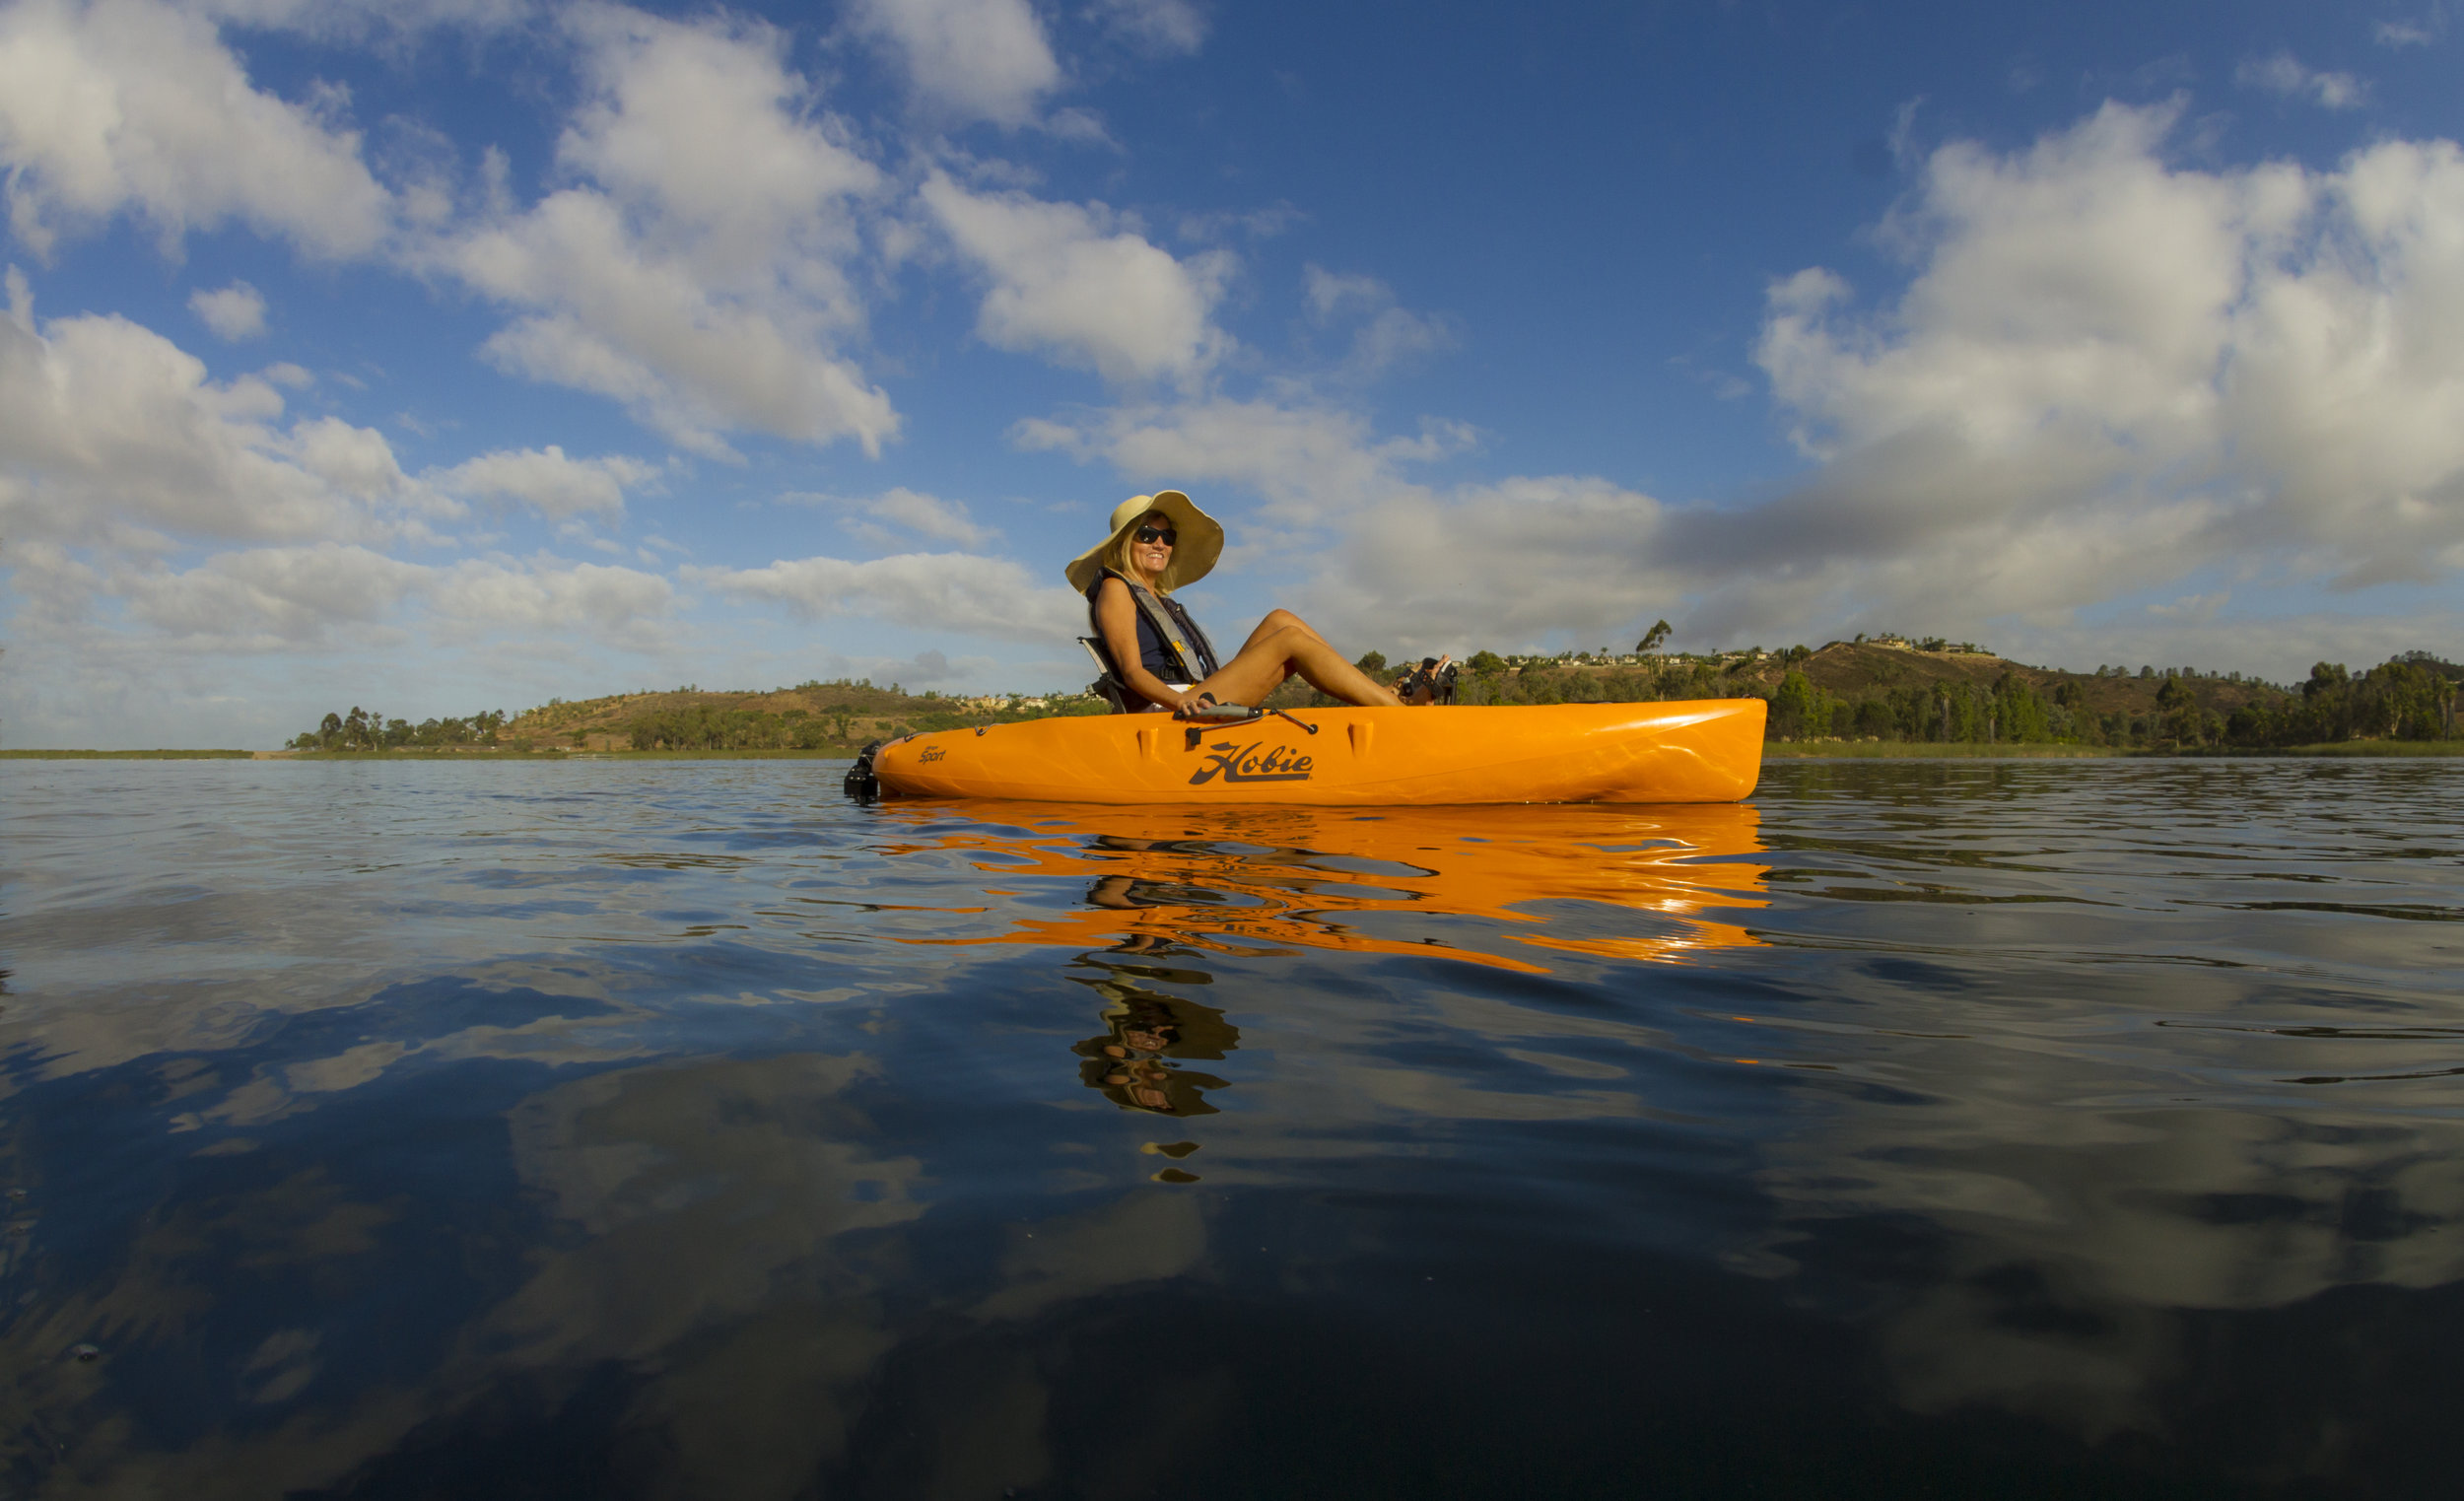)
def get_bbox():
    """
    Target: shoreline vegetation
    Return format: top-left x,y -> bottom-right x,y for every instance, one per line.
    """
13,638 -> 2456,761
14,742 -> 2464,762
0,749 -> 257,759
1760,739 -> 2464,759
